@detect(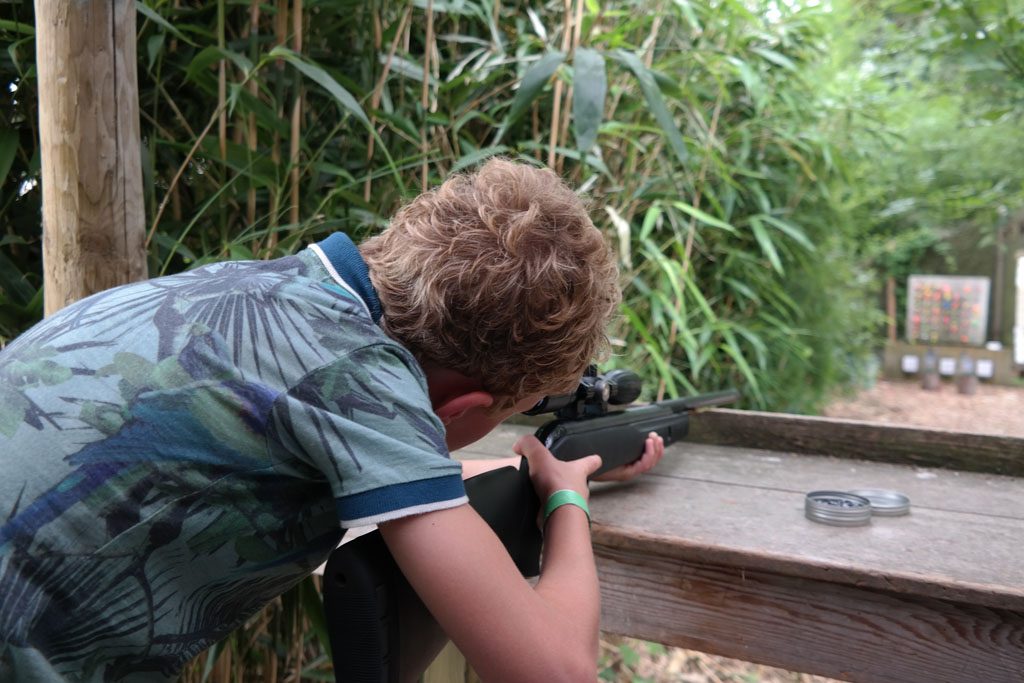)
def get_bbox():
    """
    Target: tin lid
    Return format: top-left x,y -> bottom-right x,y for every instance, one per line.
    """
805,491 -> 872,526
847,489 -> 911,516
